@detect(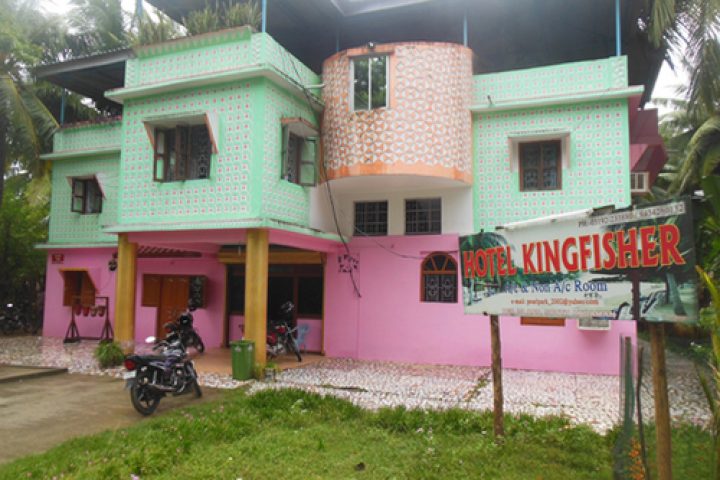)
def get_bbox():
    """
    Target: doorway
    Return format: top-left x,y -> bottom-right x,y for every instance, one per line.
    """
156,276 -> 189,339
